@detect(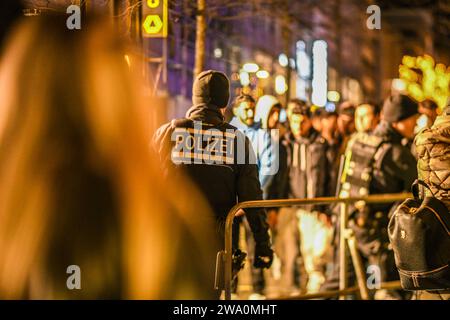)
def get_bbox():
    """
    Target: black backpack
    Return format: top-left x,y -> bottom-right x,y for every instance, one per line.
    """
388,180 -> 450,291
